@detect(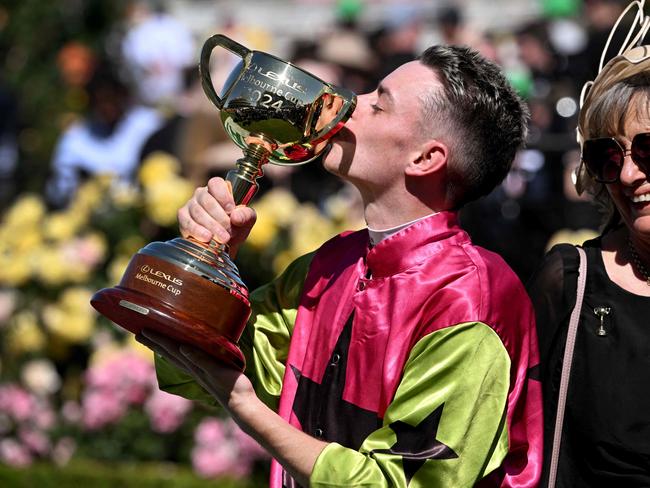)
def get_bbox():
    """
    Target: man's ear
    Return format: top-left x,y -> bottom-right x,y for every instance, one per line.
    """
405,139 -> 448,176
